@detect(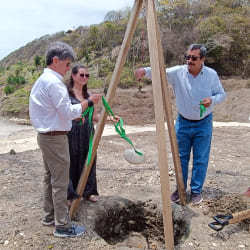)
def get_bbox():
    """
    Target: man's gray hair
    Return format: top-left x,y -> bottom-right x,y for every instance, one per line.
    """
46,41 -> 76,66
189,44 -> 207,59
